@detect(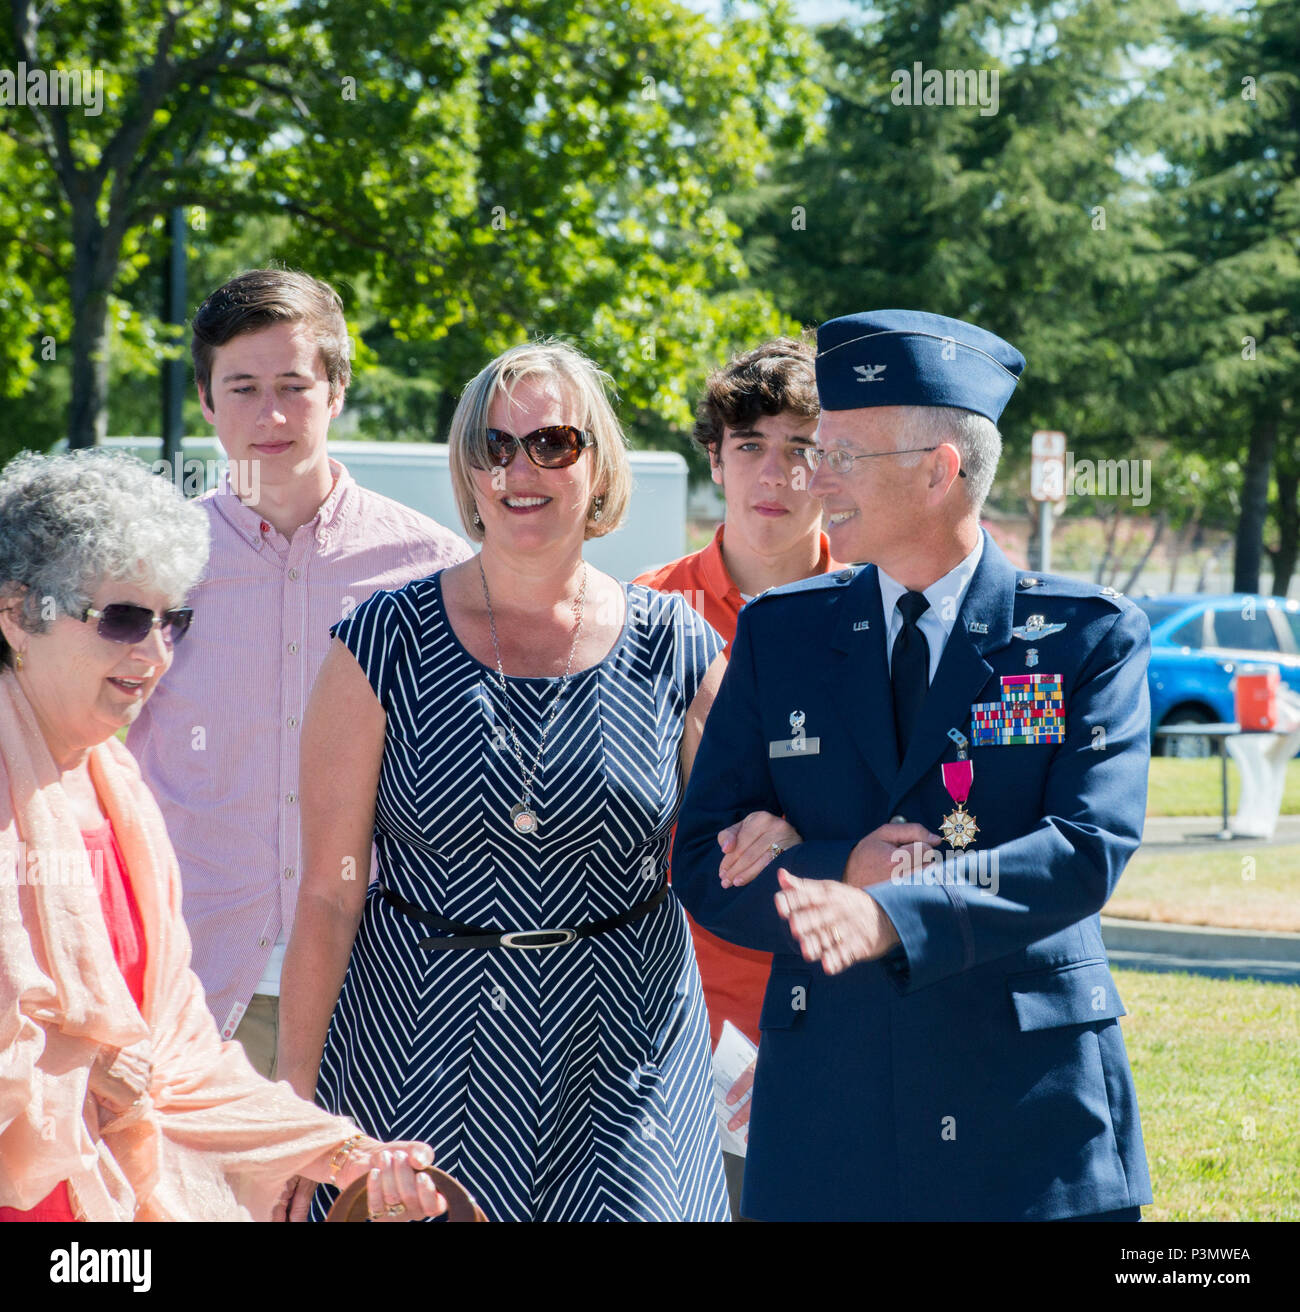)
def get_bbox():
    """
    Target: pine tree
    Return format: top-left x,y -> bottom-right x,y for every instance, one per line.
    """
1141,0 -> 1300,594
